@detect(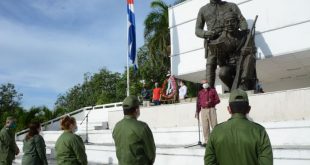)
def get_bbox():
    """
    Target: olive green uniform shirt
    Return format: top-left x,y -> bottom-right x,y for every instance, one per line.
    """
55,131 -> 87,165
205,114 -> 273,165
113,115 -> 156,165
0,127 -> 17,165
22,134 -> 48,165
